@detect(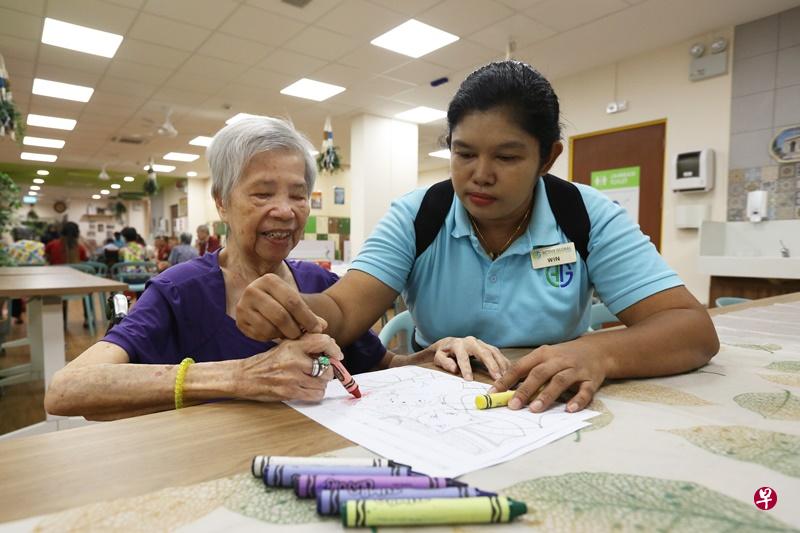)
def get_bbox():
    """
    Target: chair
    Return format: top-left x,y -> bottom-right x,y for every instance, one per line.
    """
84,261 -> 110,324
67,264 -> 98,337
715,296 -> 751,307
378,310 -> 415,354
110,261 -> 158,293
589,302 -> 618,331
